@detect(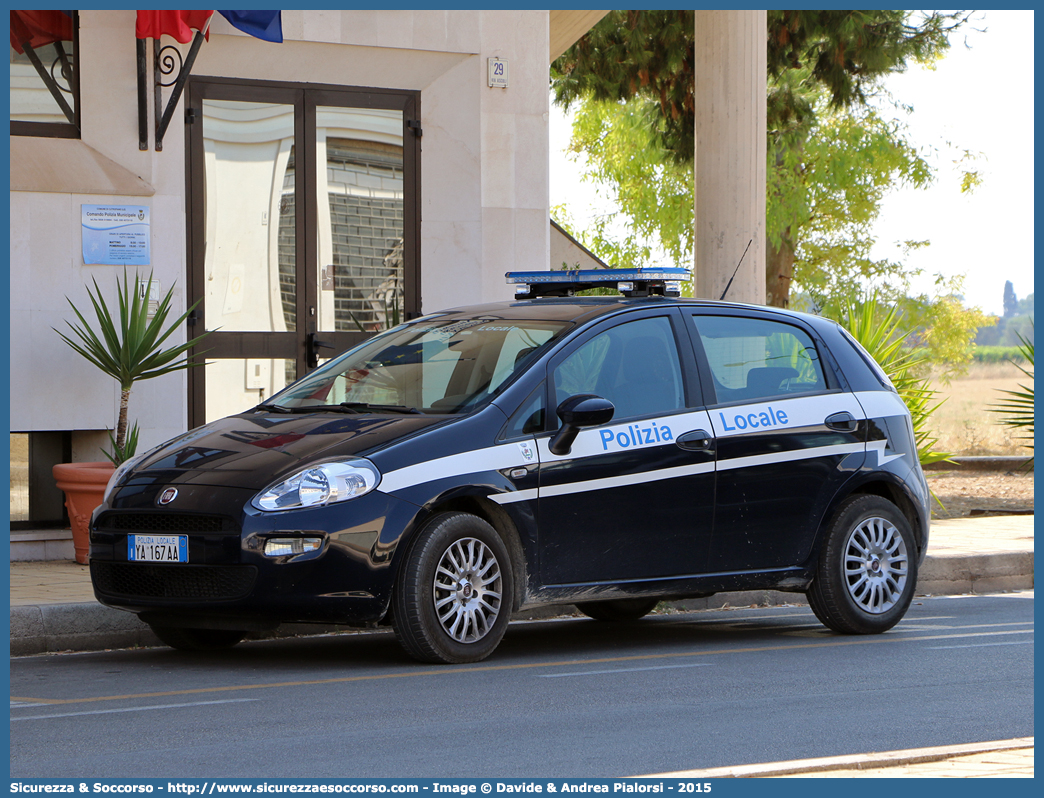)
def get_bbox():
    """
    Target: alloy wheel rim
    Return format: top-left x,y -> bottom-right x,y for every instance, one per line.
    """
433,537 -> 503,643
843,516 -> 909,614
